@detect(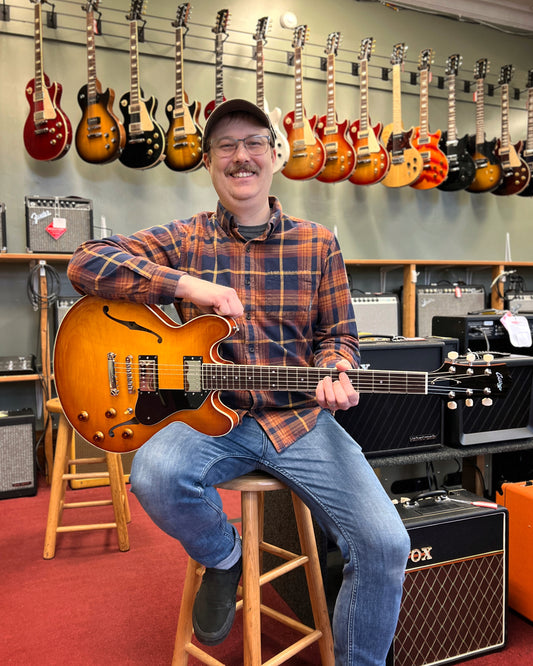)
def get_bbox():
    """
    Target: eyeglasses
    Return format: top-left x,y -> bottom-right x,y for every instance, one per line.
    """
209,134 -> 273,158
